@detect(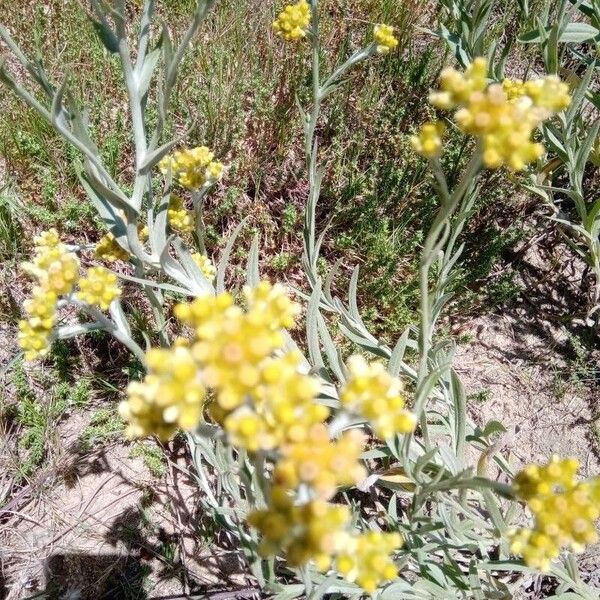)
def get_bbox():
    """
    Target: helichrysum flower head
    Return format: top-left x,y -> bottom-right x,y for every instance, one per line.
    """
273,0 -> 311,41
119,346 -> 206,440
168,196 -> 195,234
373,24 -> 398,54
18,230 -> 80,360
273,424 -> 366,499
248,494 -> 350,570
224,350 -> 325,450
509,456 -> 600,571
336,531 -> 402,593
340,355 -> 416,440
429,59 -> 571,171
18,285 -> 58,360
76,266 -> 121,310
429,57 -> 488,110
191,253 -> 217,280
411,121 -> 446,158
95,232 -> 130,262
159,146 -> 224,190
